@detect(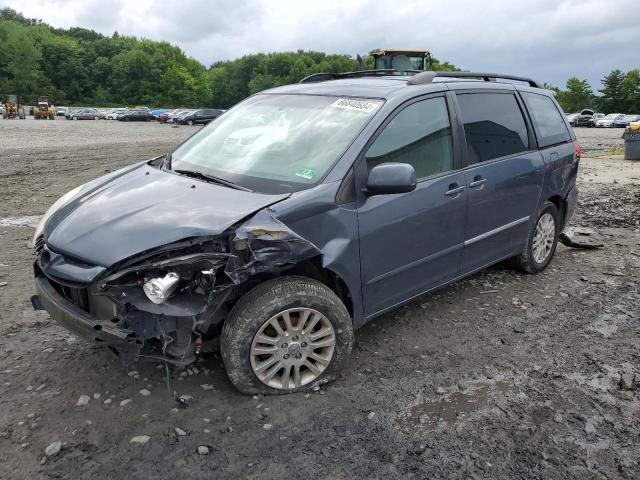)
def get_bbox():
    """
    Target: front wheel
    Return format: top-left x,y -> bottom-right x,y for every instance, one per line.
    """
510,201 -> 560,273
221,276 -> 353,395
